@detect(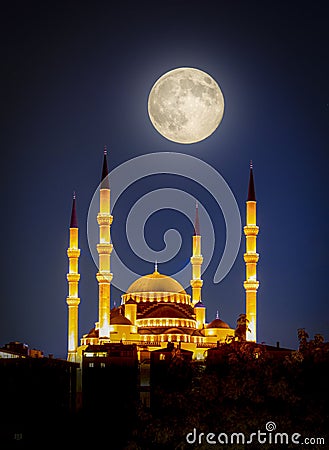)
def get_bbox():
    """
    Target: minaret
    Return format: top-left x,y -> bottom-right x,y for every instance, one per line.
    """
190,202 -> 203,306
66,192 -> 81,362
96,146 -> 113,342
243,161 -> 260,342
